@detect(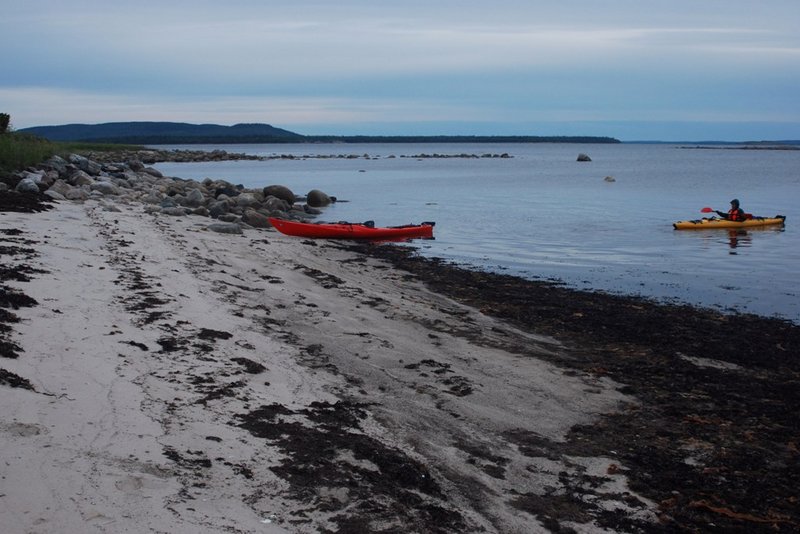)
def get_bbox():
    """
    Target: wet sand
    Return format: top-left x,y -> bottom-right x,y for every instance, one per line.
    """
1,191 -> 798,533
